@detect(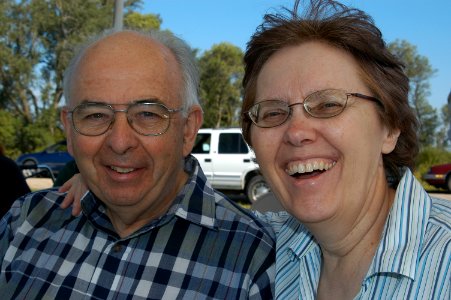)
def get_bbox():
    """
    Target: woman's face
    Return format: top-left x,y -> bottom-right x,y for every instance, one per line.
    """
251,41 -> 399,225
